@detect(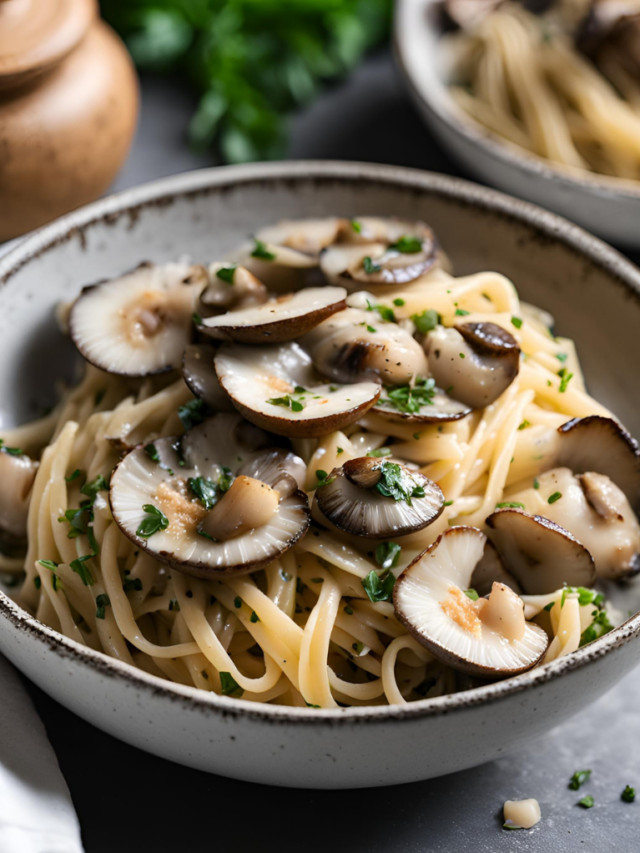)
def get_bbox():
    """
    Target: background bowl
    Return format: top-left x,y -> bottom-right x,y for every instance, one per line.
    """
395,0 -> 640,249
1,160 -> 640,789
